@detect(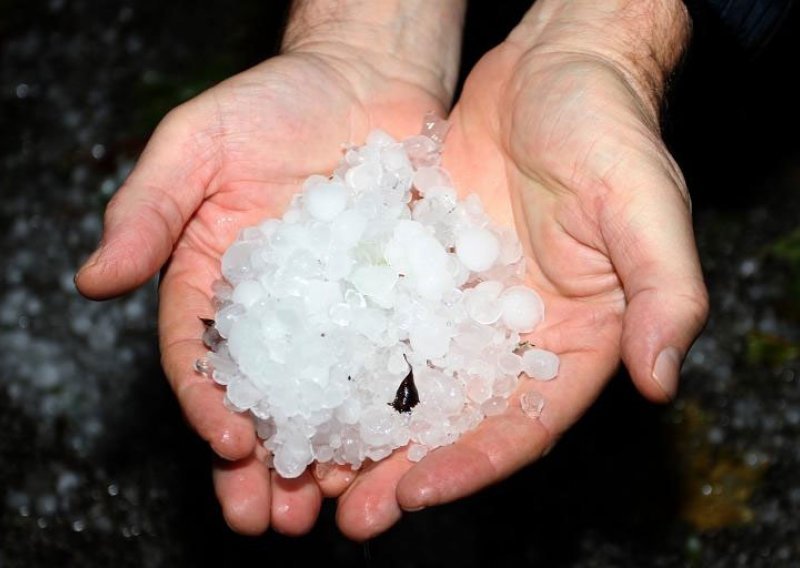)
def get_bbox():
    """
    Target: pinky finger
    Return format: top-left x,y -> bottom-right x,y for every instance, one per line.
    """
270,469 -> 322,536
213,455 -> 271,536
